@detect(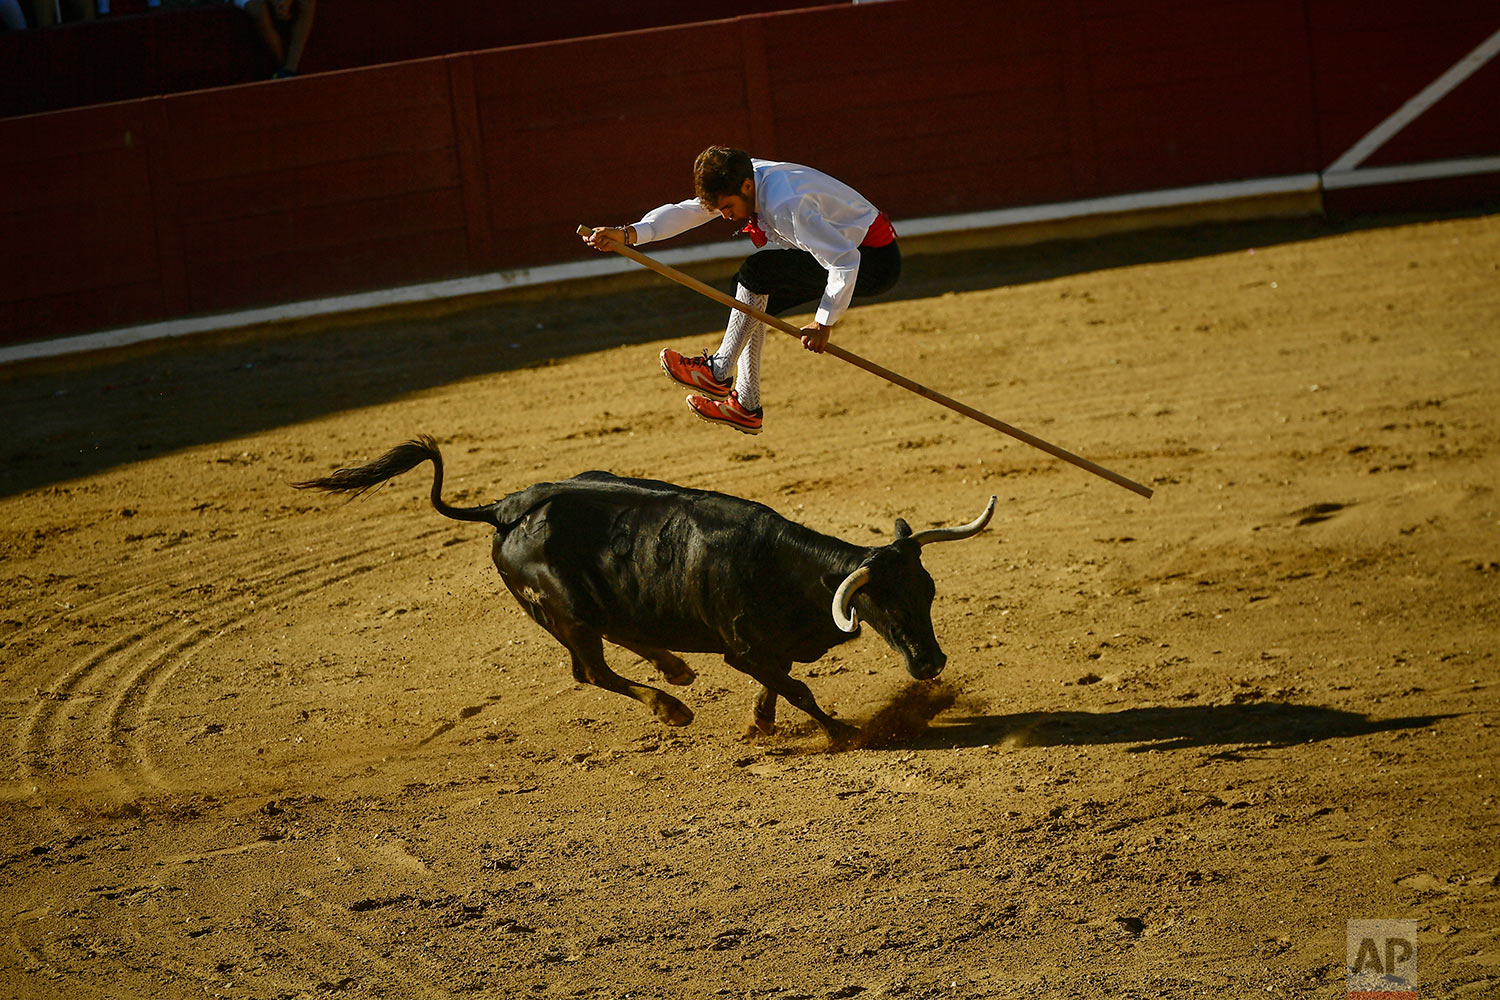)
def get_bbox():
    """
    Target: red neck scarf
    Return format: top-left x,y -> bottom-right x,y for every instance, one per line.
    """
738,213 -> 768,248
